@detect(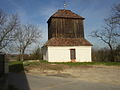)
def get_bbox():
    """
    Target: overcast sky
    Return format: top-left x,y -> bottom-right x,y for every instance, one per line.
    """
0,0 -> 120,49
